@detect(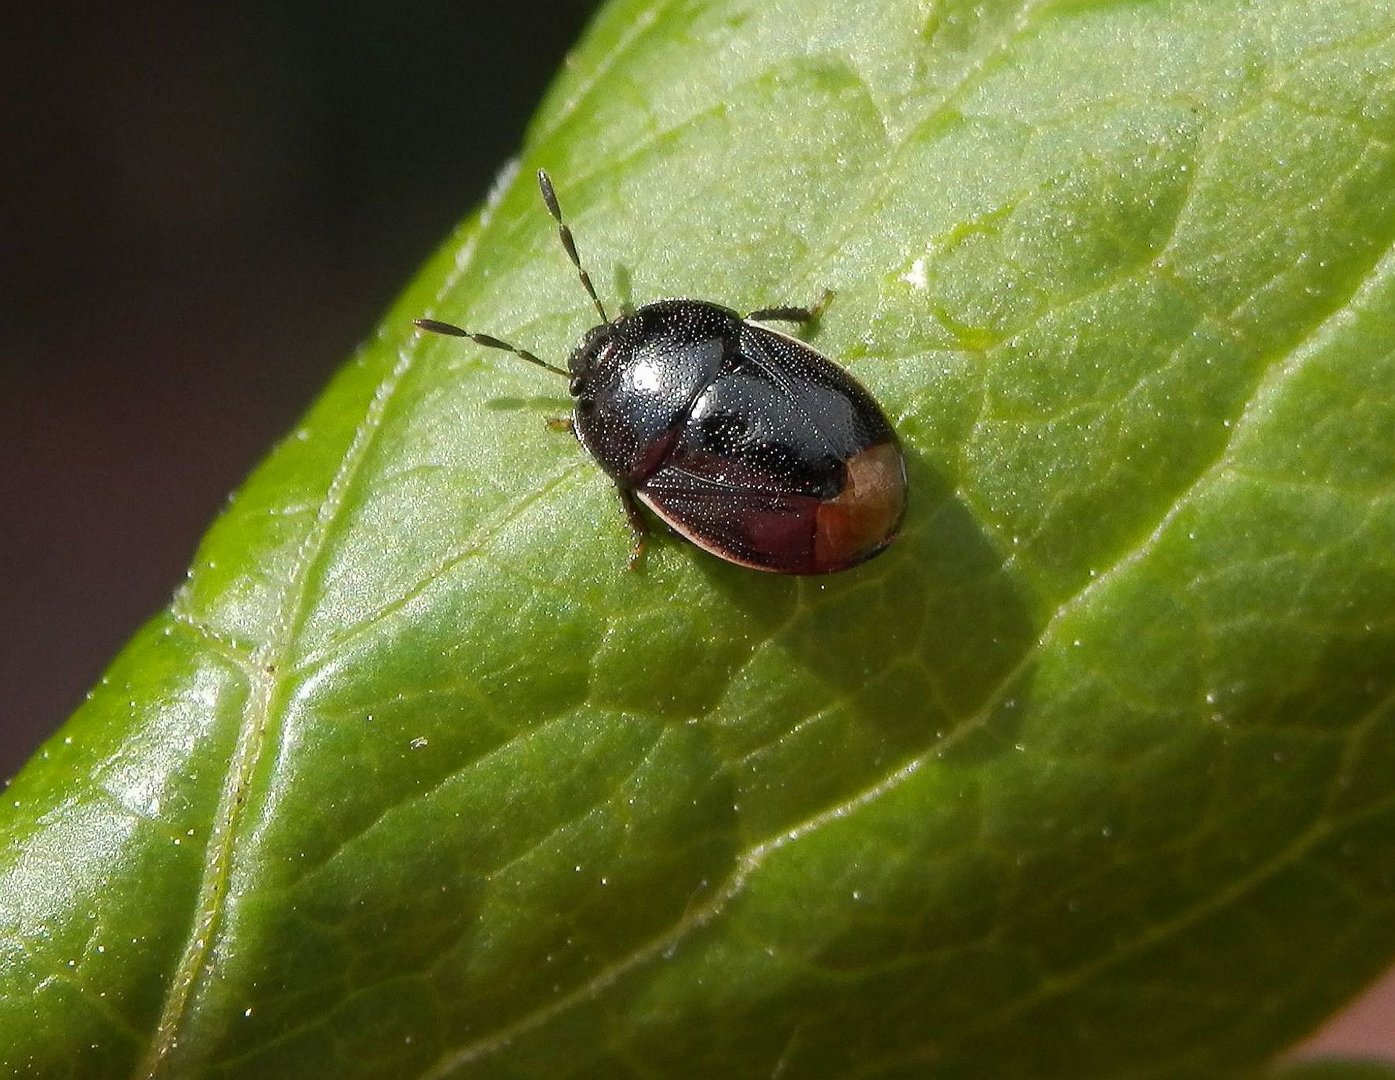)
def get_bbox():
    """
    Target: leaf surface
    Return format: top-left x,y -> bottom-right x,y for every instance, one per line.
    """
4,0 -> 1395,1076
